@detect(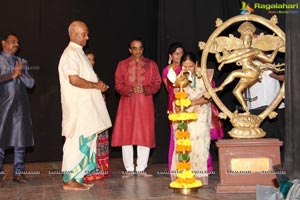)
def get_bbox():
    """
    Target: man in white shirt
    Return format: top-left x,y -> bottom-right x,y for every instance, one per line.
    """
247,68 -> 284,143
58,21 -> 111,190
